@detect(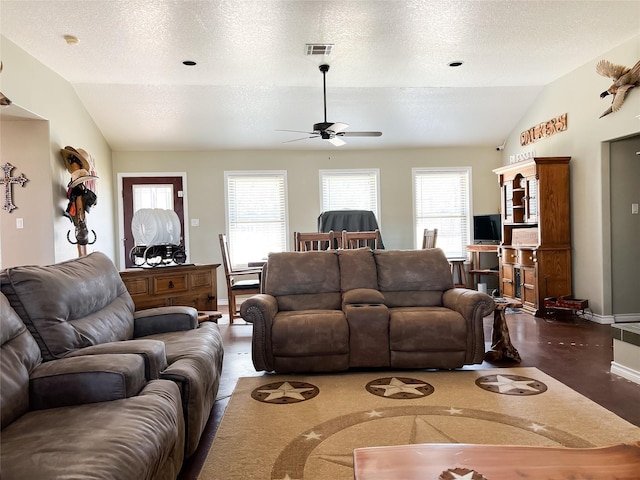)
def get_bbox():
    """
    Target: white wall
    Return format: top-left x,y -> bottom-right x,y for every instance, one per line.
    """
502,35 -> 640,320
0,36 -> 116,264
